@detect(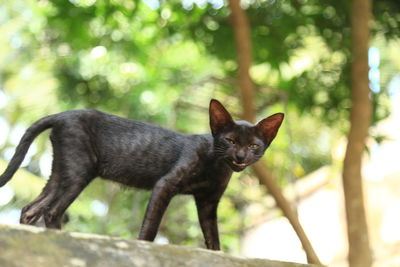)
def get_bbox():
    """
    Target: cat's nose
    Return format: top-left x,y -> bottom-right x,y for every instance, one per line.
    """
235,150 -> 246,163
